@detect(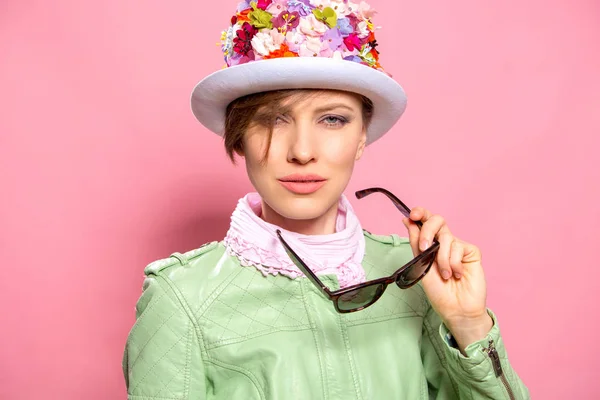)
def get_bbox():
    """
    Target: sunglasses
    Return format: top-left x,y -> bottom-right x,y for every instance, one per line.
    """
276,187 -> 440,313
